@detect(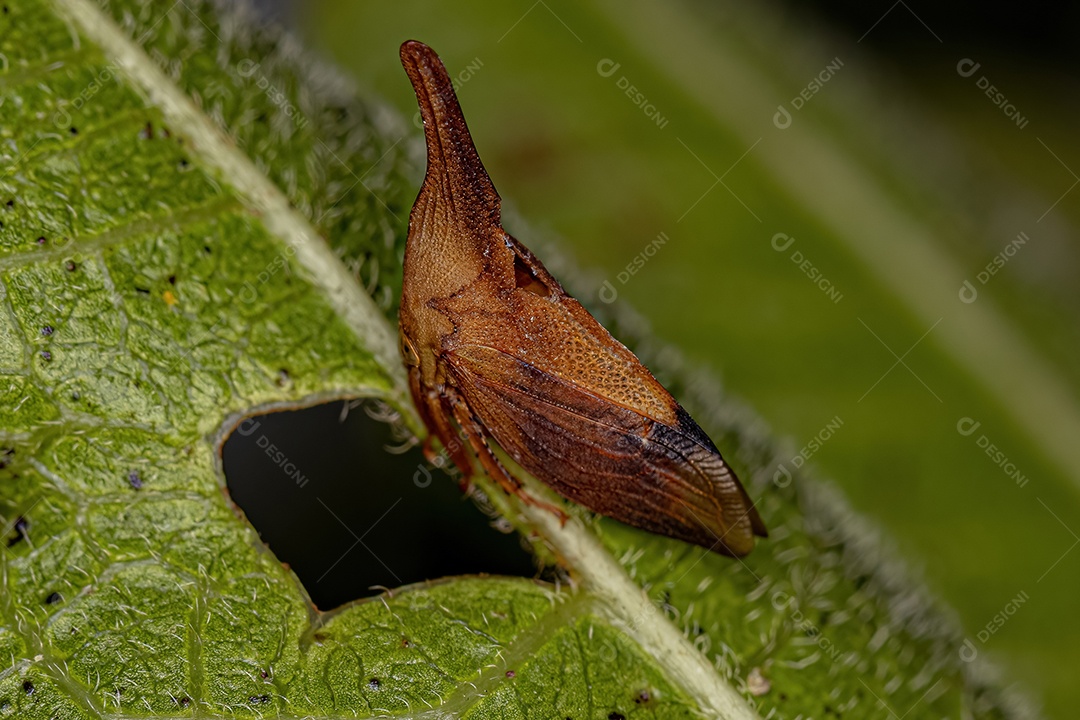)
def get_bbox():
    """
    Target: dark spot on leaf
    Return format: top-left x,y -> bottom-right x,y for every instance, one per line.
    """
635,690 -> 651,704
41,325 -> 54,337
168,274 -> 176,285
71,391 -> 80,401
65,260 -> 78,272
505,670 -> 515,678
401,636 -> 411,648
248,694 -> 270,704
7,517 -> 27,546
368,678 -> 380,690
0,447 -> 14,469
179,697 -> 191,707
259,670 -> 268,679
22,680 -> 33,695
69,127 -> 78,135
608,713 -> 625,720
312,632 -> 327,643
276,369 -> 290,387
135,287 -> 151,294
779,692 -> 788,701
40,350 -> 51,362
203,245 -> 212,254
44,592 -> 62,605
139,122 -> 153,140
178,158 -> 189,168
128,471 -> 143,490
35,236 -> 46,245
